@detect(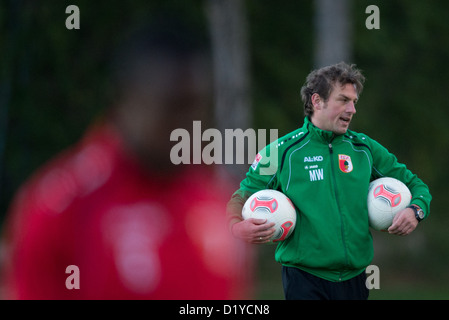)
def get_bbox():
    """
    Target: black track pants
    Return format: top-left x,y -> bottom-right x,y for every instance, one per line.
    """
282,266 -> 369,300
